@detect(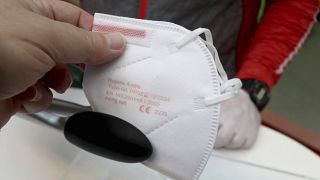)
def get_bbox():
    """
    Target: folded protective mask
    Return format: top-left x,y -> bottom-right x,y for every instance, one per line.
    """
83,13 -> 242,180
